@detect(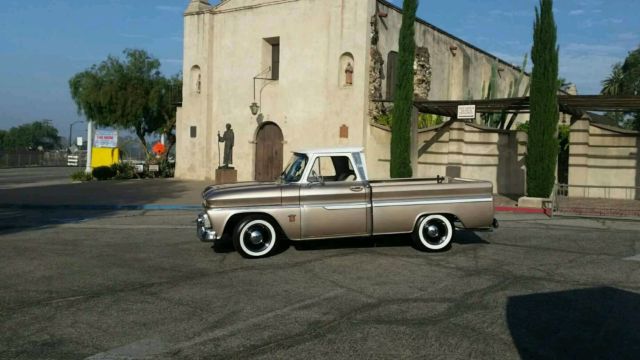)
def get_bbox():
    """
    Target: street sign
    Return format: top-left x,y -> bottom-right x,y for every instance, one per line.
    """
94,130 -> 118,148
457,105 -> 476,120
76,137 -> 83,146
